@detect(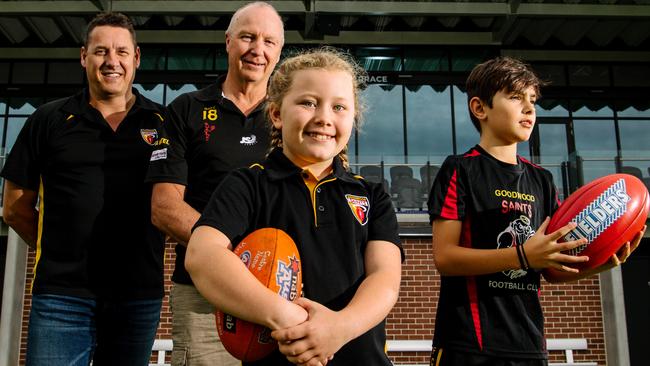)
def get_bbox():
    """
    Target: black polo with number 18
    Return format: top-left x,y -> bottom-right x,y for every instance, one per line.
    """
146,76 -> 270,285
